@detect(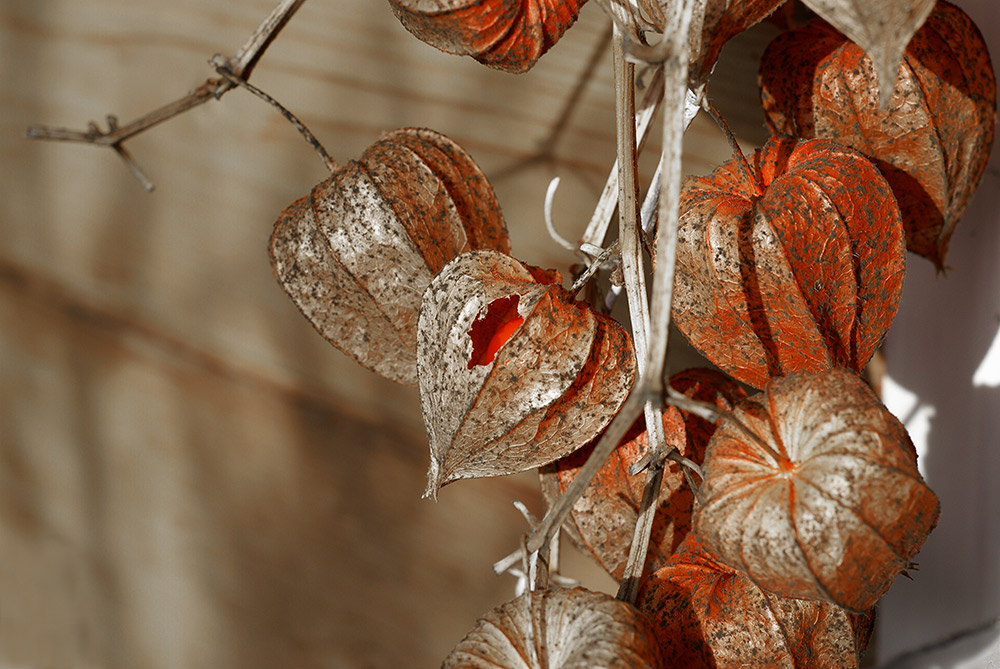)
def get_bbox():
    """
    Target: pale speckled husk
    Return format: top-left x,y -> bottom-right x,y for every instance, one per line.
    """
269,128 -> 508,387
693,368 -> 939,613
418,250 -> 635,497
443,585 -> 663,668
